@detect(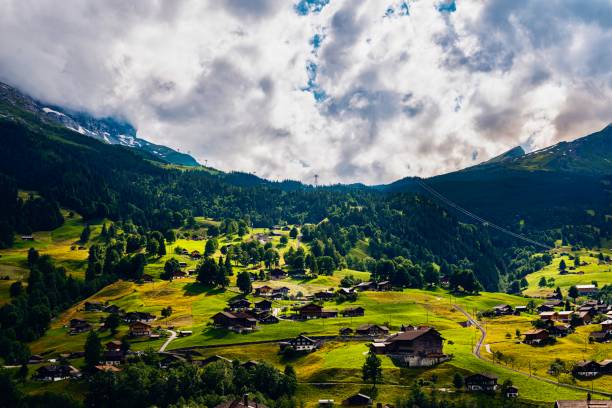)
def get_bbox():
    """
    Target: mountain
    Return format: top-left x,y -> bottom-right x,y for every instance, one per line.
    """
384,125 -> 612,236
0,82 -> 199,167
